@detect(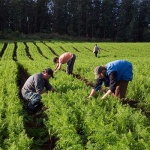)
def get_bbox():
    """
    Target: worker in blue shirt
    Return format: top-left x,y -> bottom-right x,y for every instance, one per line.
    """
89,60 -> 133,99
